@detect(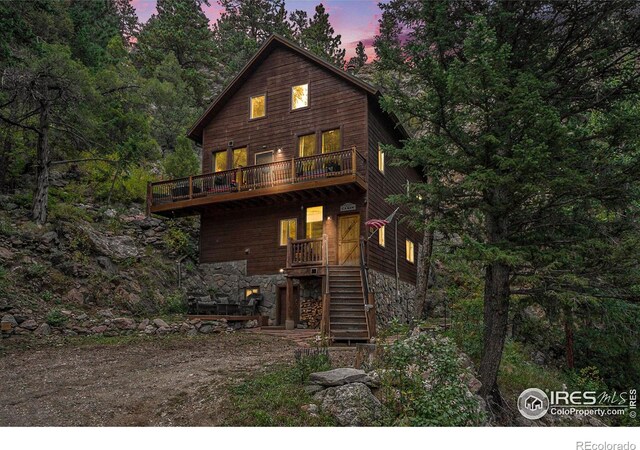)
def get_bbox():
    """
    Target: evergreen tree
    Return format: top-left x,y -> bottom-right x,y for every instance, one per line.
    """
347,41 -> 367,72
290,3 -> 345,67
68,0 -> 121,67
375,0 -> 640,406
163,136 -> 200,178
